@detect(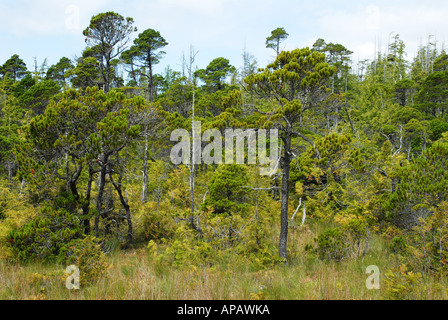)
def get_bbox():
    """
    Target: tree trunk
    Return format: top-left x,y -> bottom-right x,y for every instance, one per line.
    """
82,165 -> 94,235
104,54 -> 111,93
148,57 -> 154,103
110,172 -> 132,248
94,153 -> 108,236
141,134 -> 149,202
279,129 -> 291,261
7,161 -> 13,183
